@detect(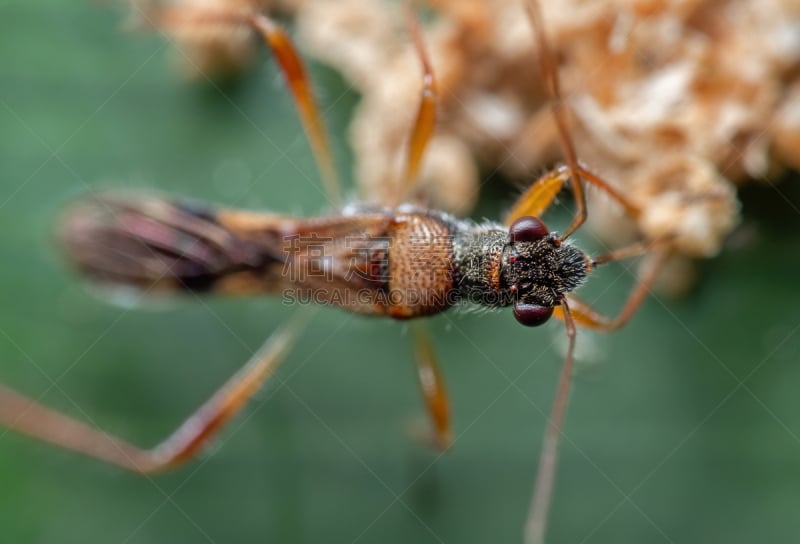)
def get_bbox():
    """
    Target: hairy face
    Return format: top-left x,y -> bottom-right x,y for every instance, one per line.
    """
501,234 -> 588,308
